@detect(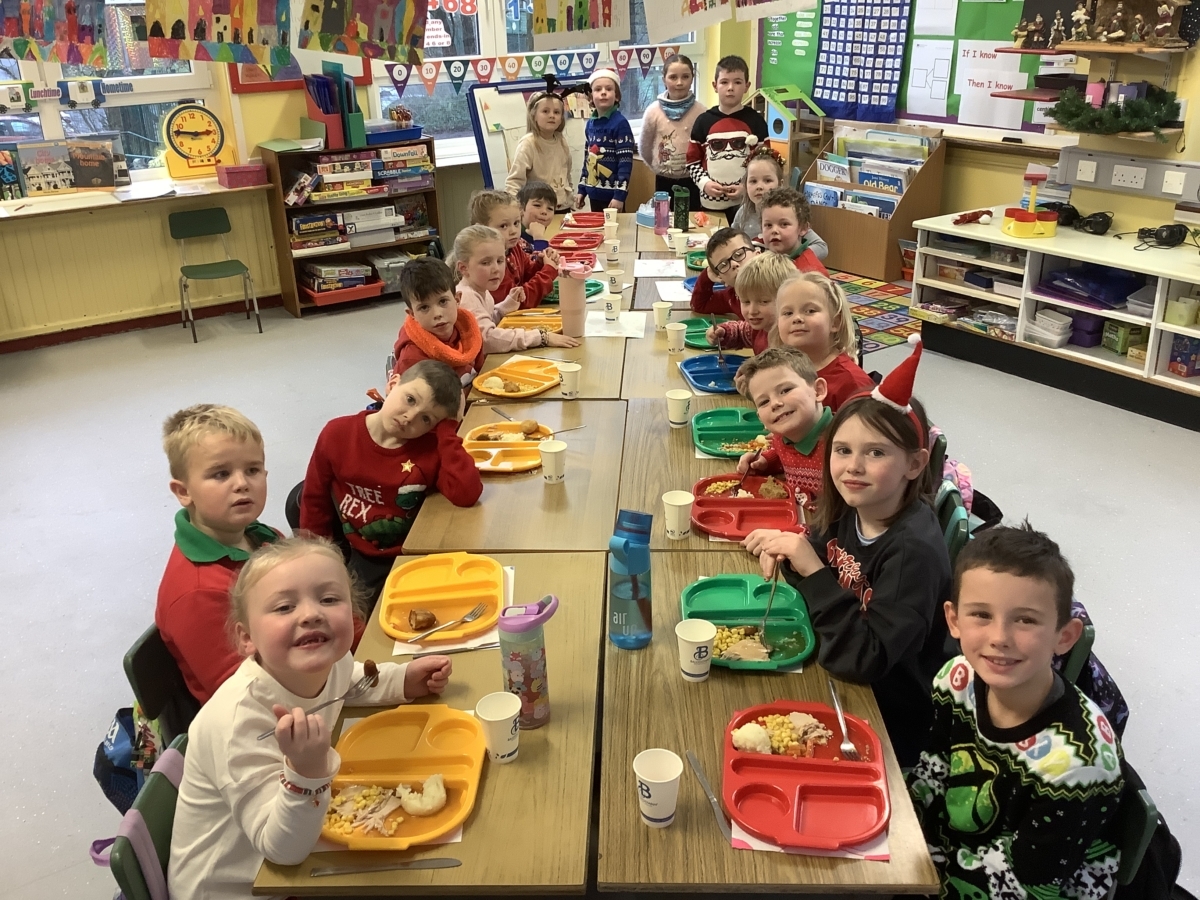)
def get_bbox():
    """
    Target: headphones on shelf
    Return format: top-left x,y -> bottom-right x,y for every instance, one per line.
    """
1041,203 -> 1113,235
1114,223 -> 1192,249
